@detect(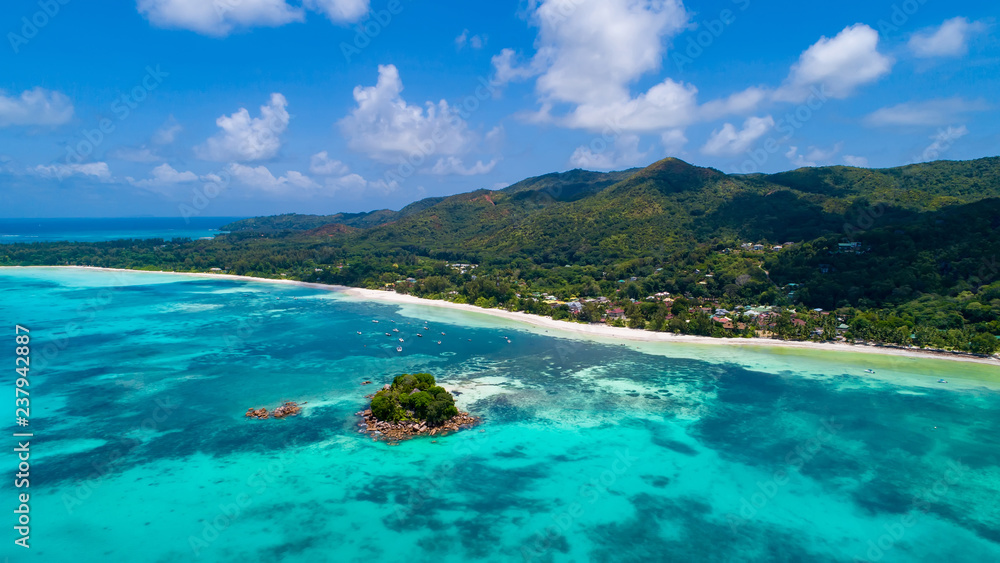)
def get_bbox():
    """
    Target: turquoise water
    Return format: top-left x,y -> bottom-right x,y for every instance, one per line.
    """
0,218 -> 240,244
1,267 -> 998,562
